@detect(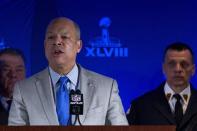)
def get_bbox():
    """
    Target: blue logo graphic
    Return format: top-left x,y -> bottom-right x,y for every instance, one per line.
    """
85,17 -> 128,57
